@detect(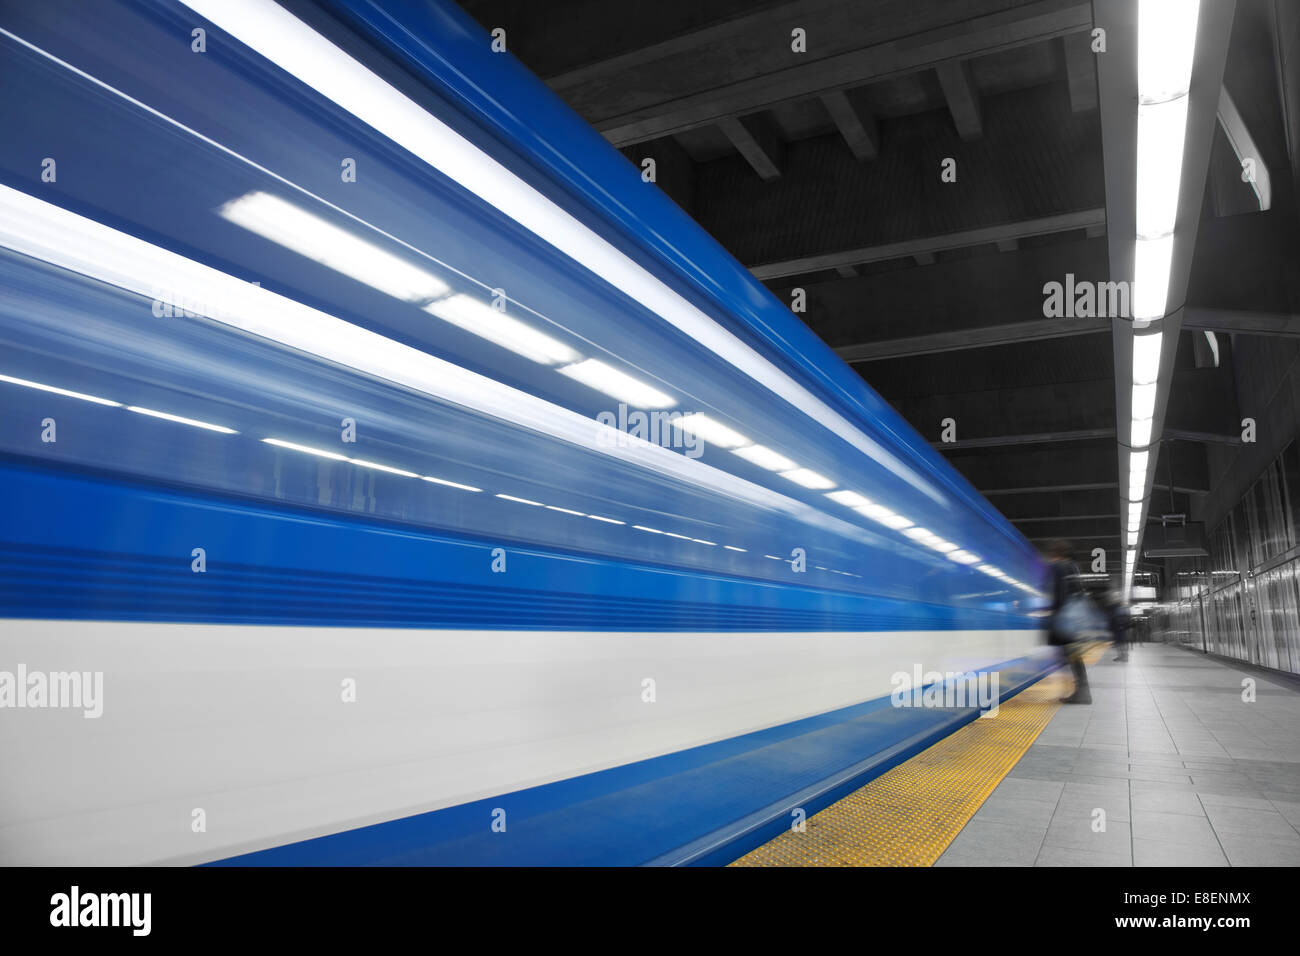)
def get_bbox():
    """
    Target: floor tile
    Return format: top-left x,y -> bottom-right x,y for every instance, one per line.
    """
1132,839 -> 1228,867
